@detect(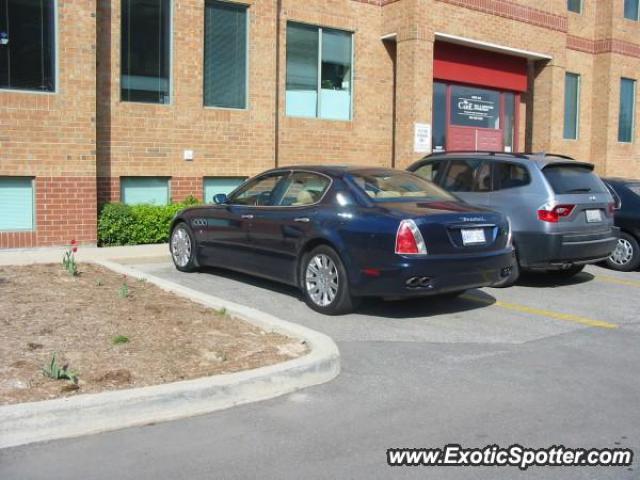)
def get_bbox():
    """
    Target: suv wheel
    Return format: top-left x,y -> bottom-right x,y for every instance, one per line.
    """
301,246 -> 359,315
605,232 -> 640,272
